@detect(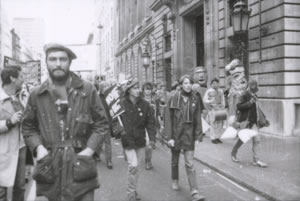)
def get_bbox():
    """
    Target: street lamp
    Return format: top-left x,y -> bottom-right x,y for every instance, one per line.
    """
142,48 -> 151,81
230,0 -> 252,78
231,0 -> 252,34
